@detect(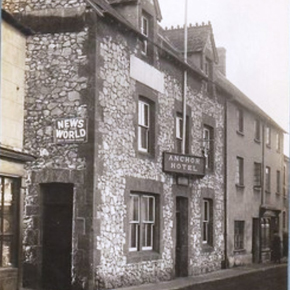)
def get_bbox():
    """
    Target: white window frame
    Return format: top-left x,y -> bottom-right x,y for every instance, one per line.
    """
202,199 -> 210,244
129,194 -> 155,252
141,16 -> 149,37
141,195 -> 155,250
129,195 -> 140,252
203,127 -> 211,169
138,100 -> 150,152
